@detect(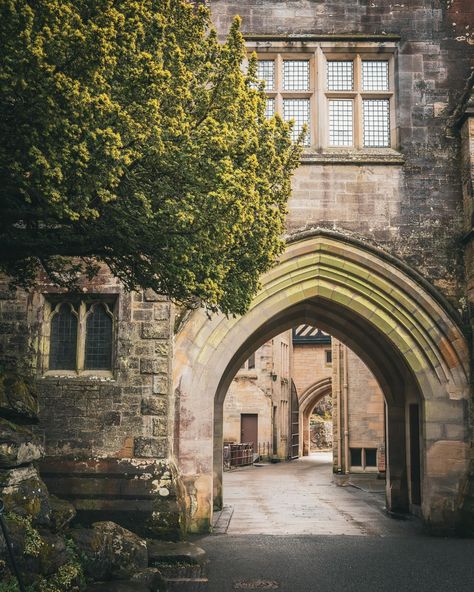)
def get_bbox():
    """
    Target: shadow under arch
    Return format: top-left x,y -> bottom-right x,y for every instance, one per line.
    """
174,230 -> 469,534
298,377 -> 333,457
